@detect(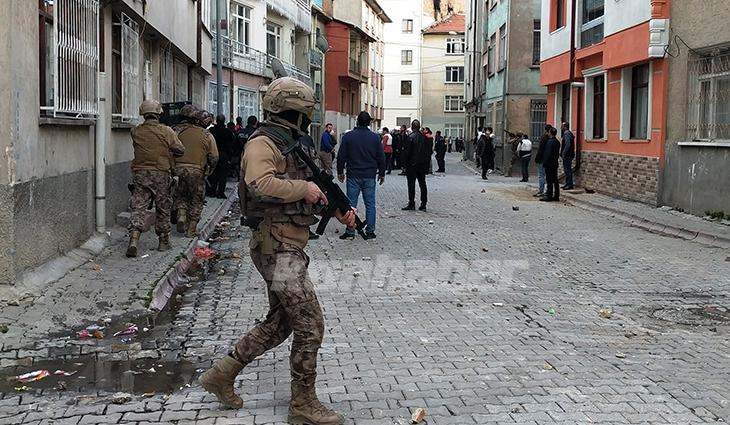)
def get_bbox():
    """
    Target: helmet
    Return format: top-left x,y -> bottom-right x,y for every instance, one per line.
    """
263,77 -> 315,133
195,110 -> 213,127
179,104 -> 198,119
139,99 -> 163,116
